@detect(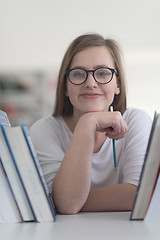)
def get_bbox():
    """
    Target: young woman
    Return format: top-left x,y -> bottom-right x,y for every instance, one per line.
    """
30,33 -> 152,214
